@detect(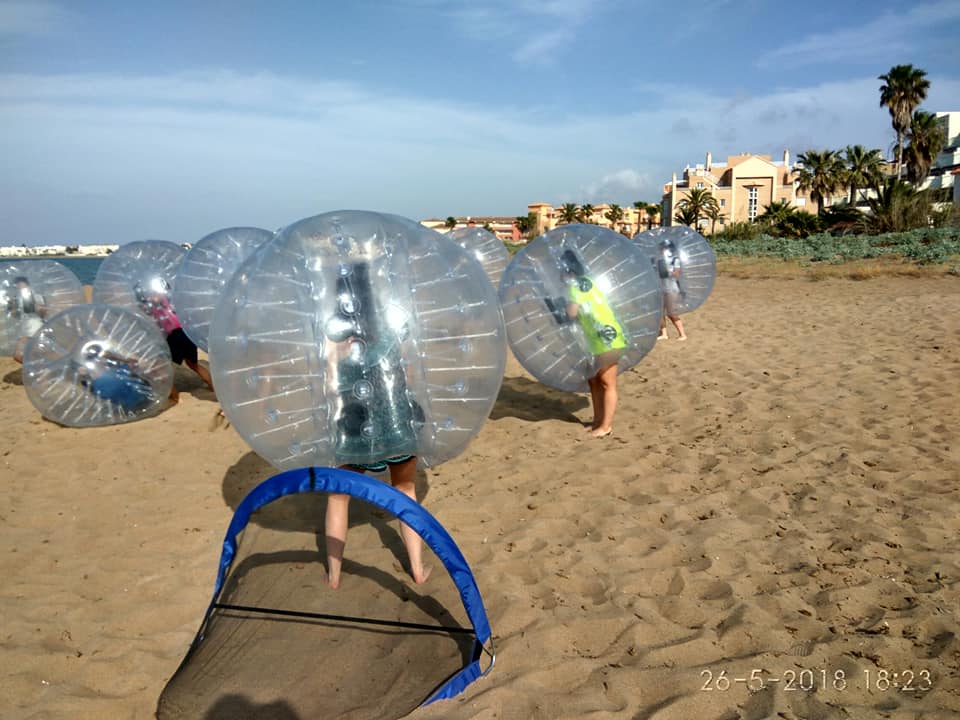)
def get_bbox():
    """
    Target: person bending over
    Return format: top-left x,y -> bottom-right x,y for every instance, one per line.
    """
134,280 -> 213,403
